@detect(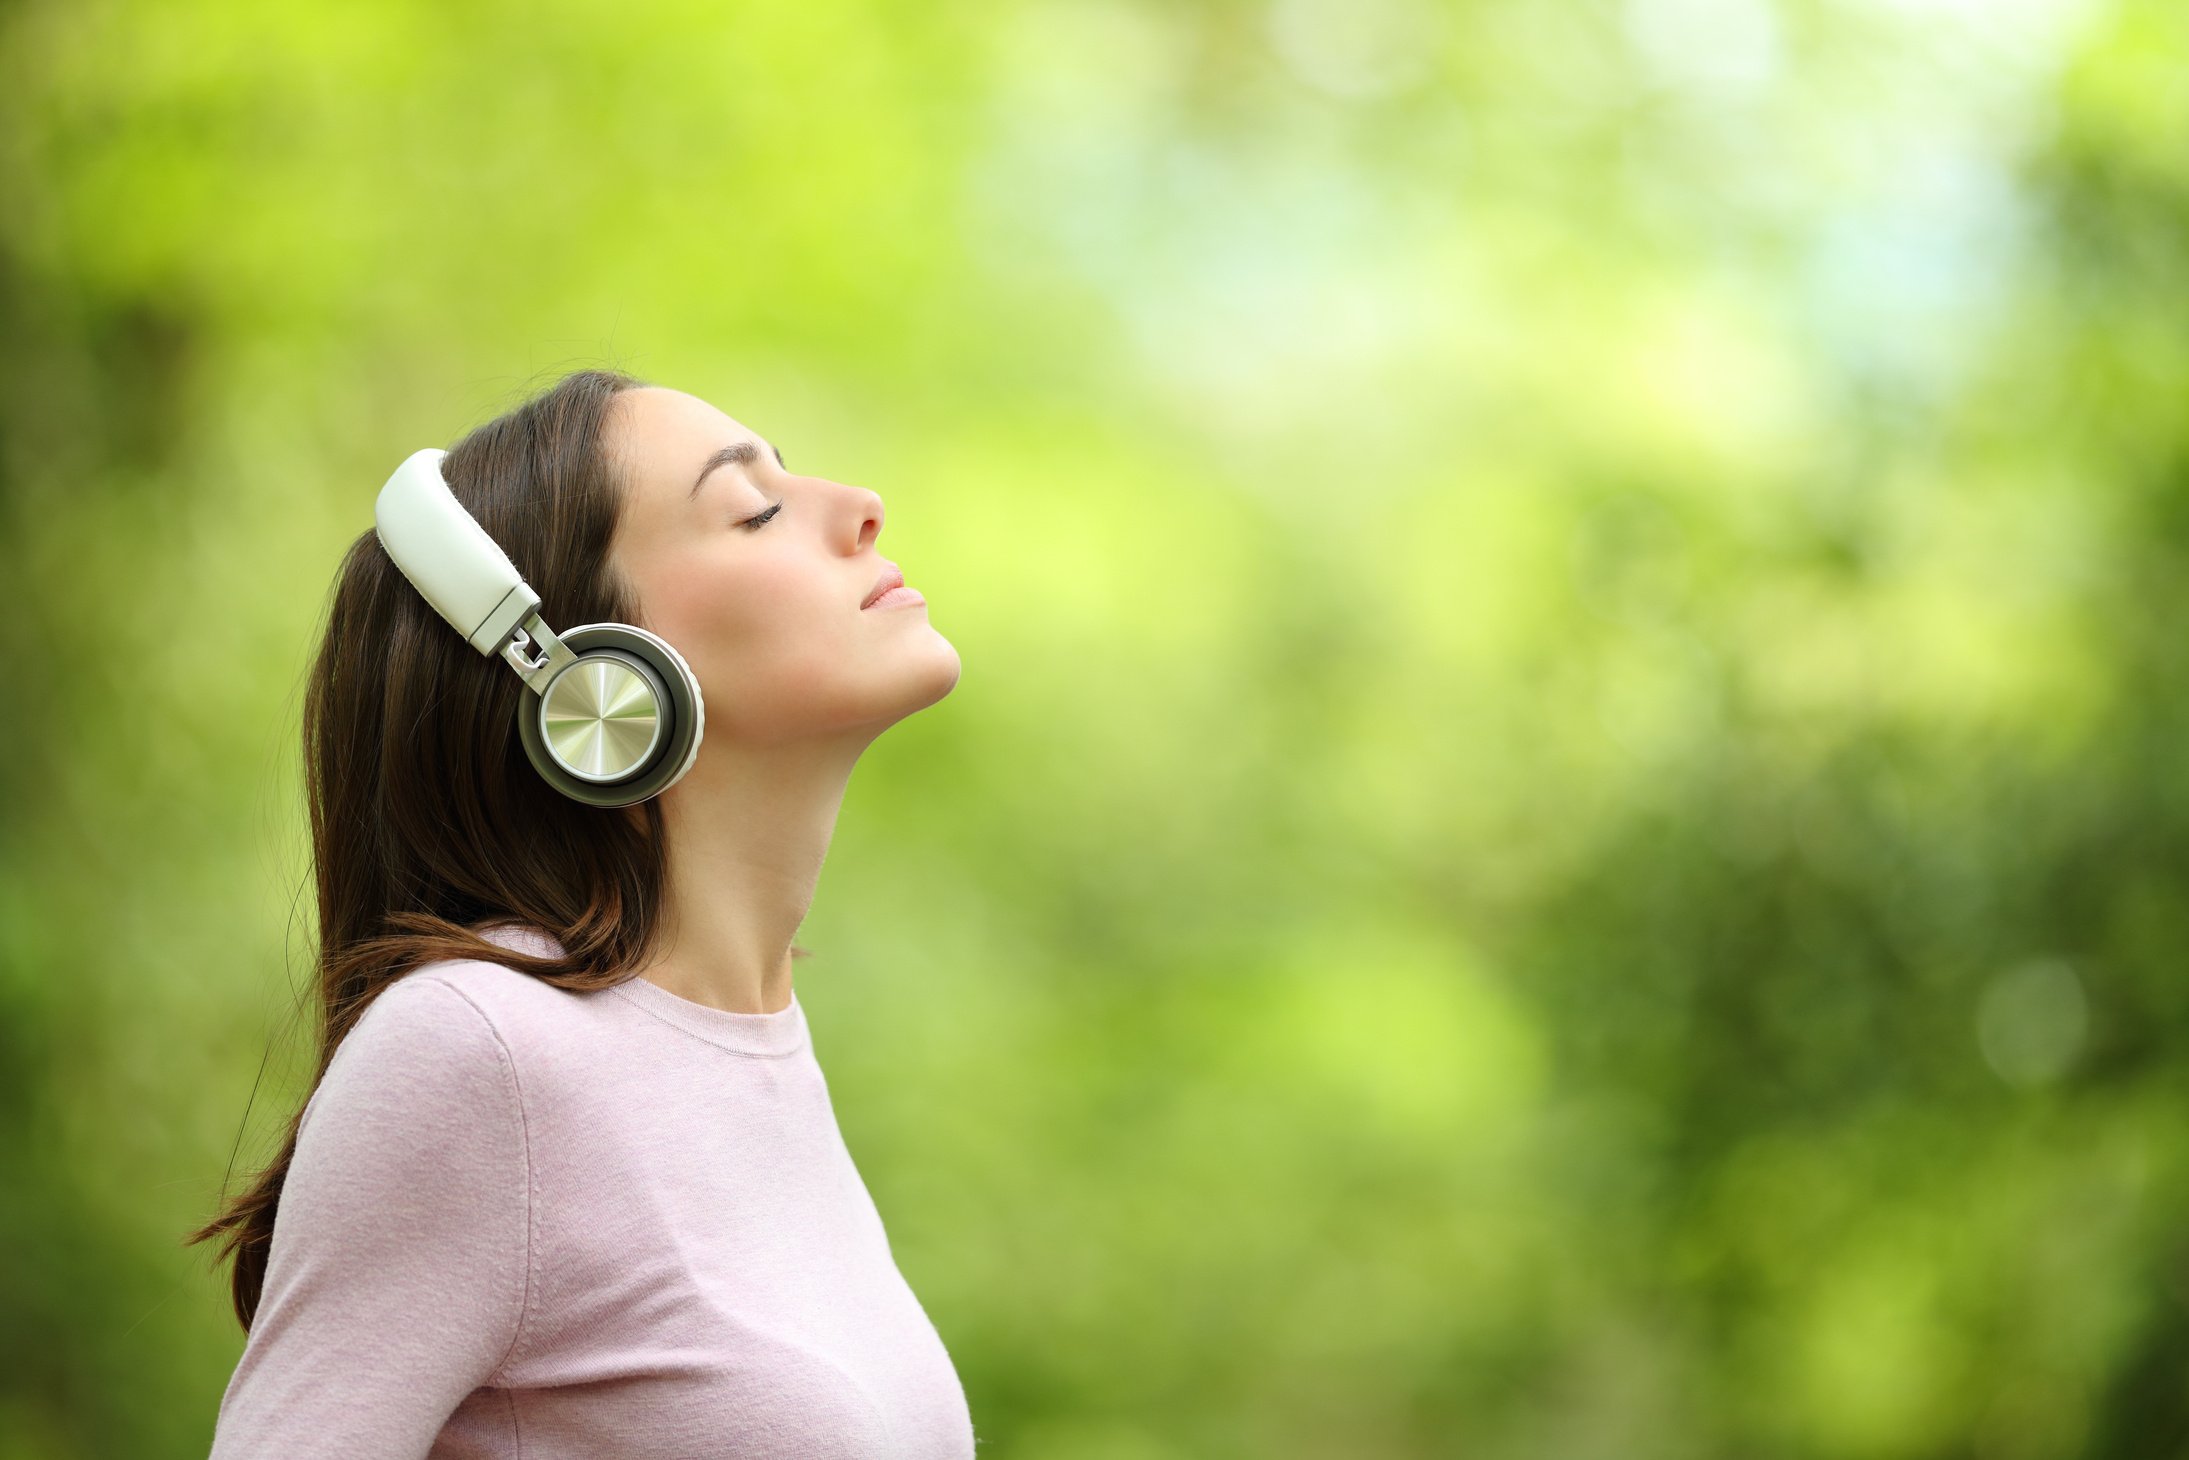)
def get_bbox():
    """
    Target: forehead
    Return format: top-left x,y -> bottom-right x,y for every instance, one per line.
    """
611,386 -> 761,504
